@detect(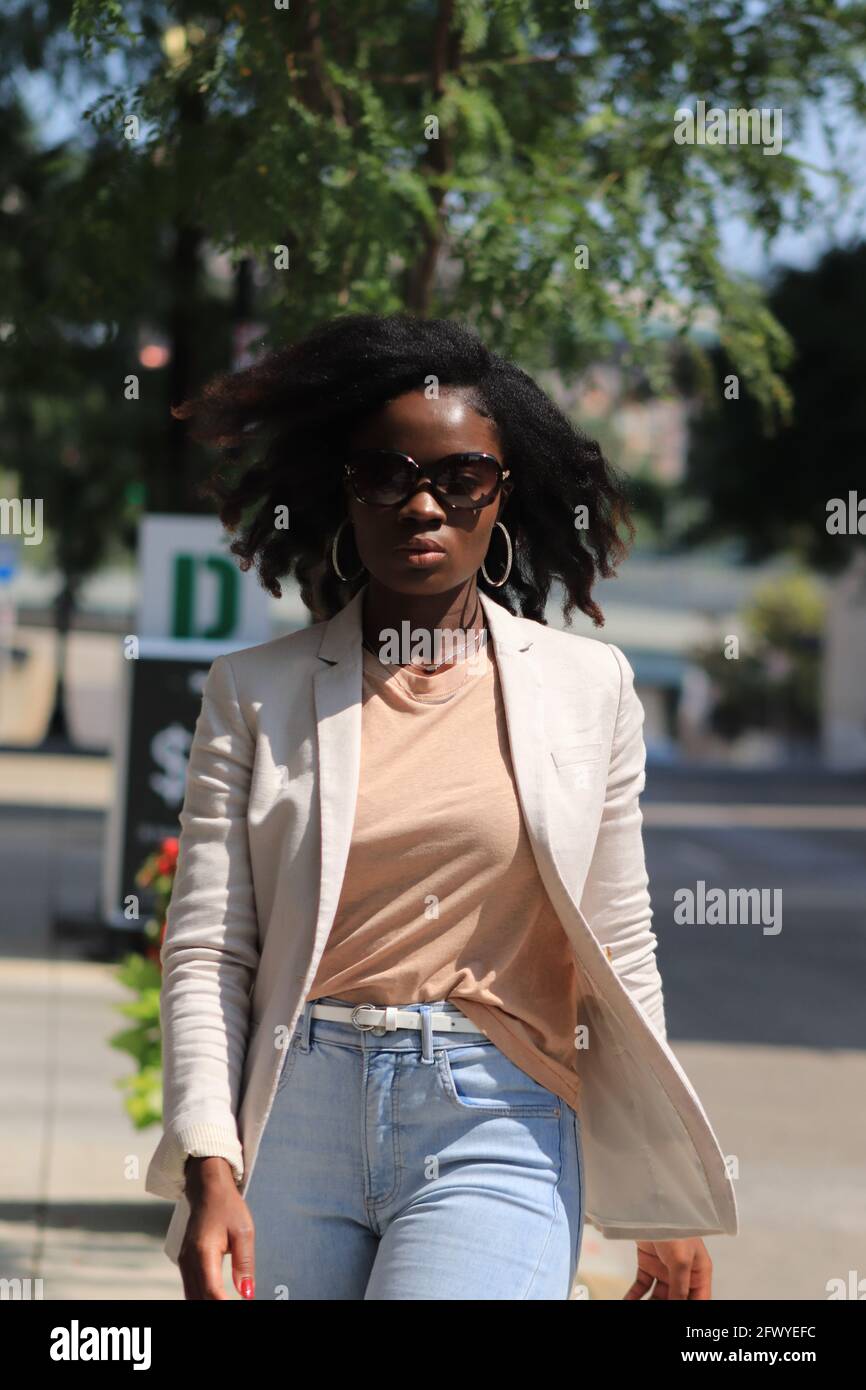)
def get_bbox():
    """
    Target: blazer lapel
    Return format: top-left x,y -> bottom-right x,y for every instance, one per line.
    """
476,593 -> 583,942
312,585 -> 367,956
476,590 -> 554,879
